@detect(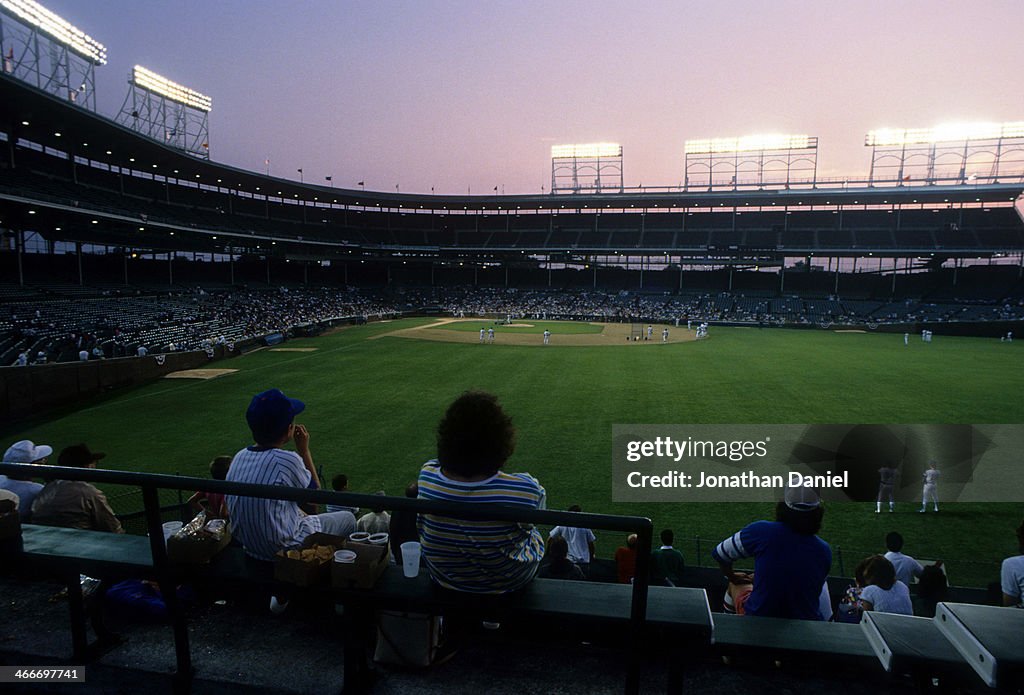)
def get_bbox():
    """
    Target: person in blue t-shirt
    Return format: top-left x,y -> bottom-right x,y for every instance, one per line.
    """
712,485 -> 832,620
